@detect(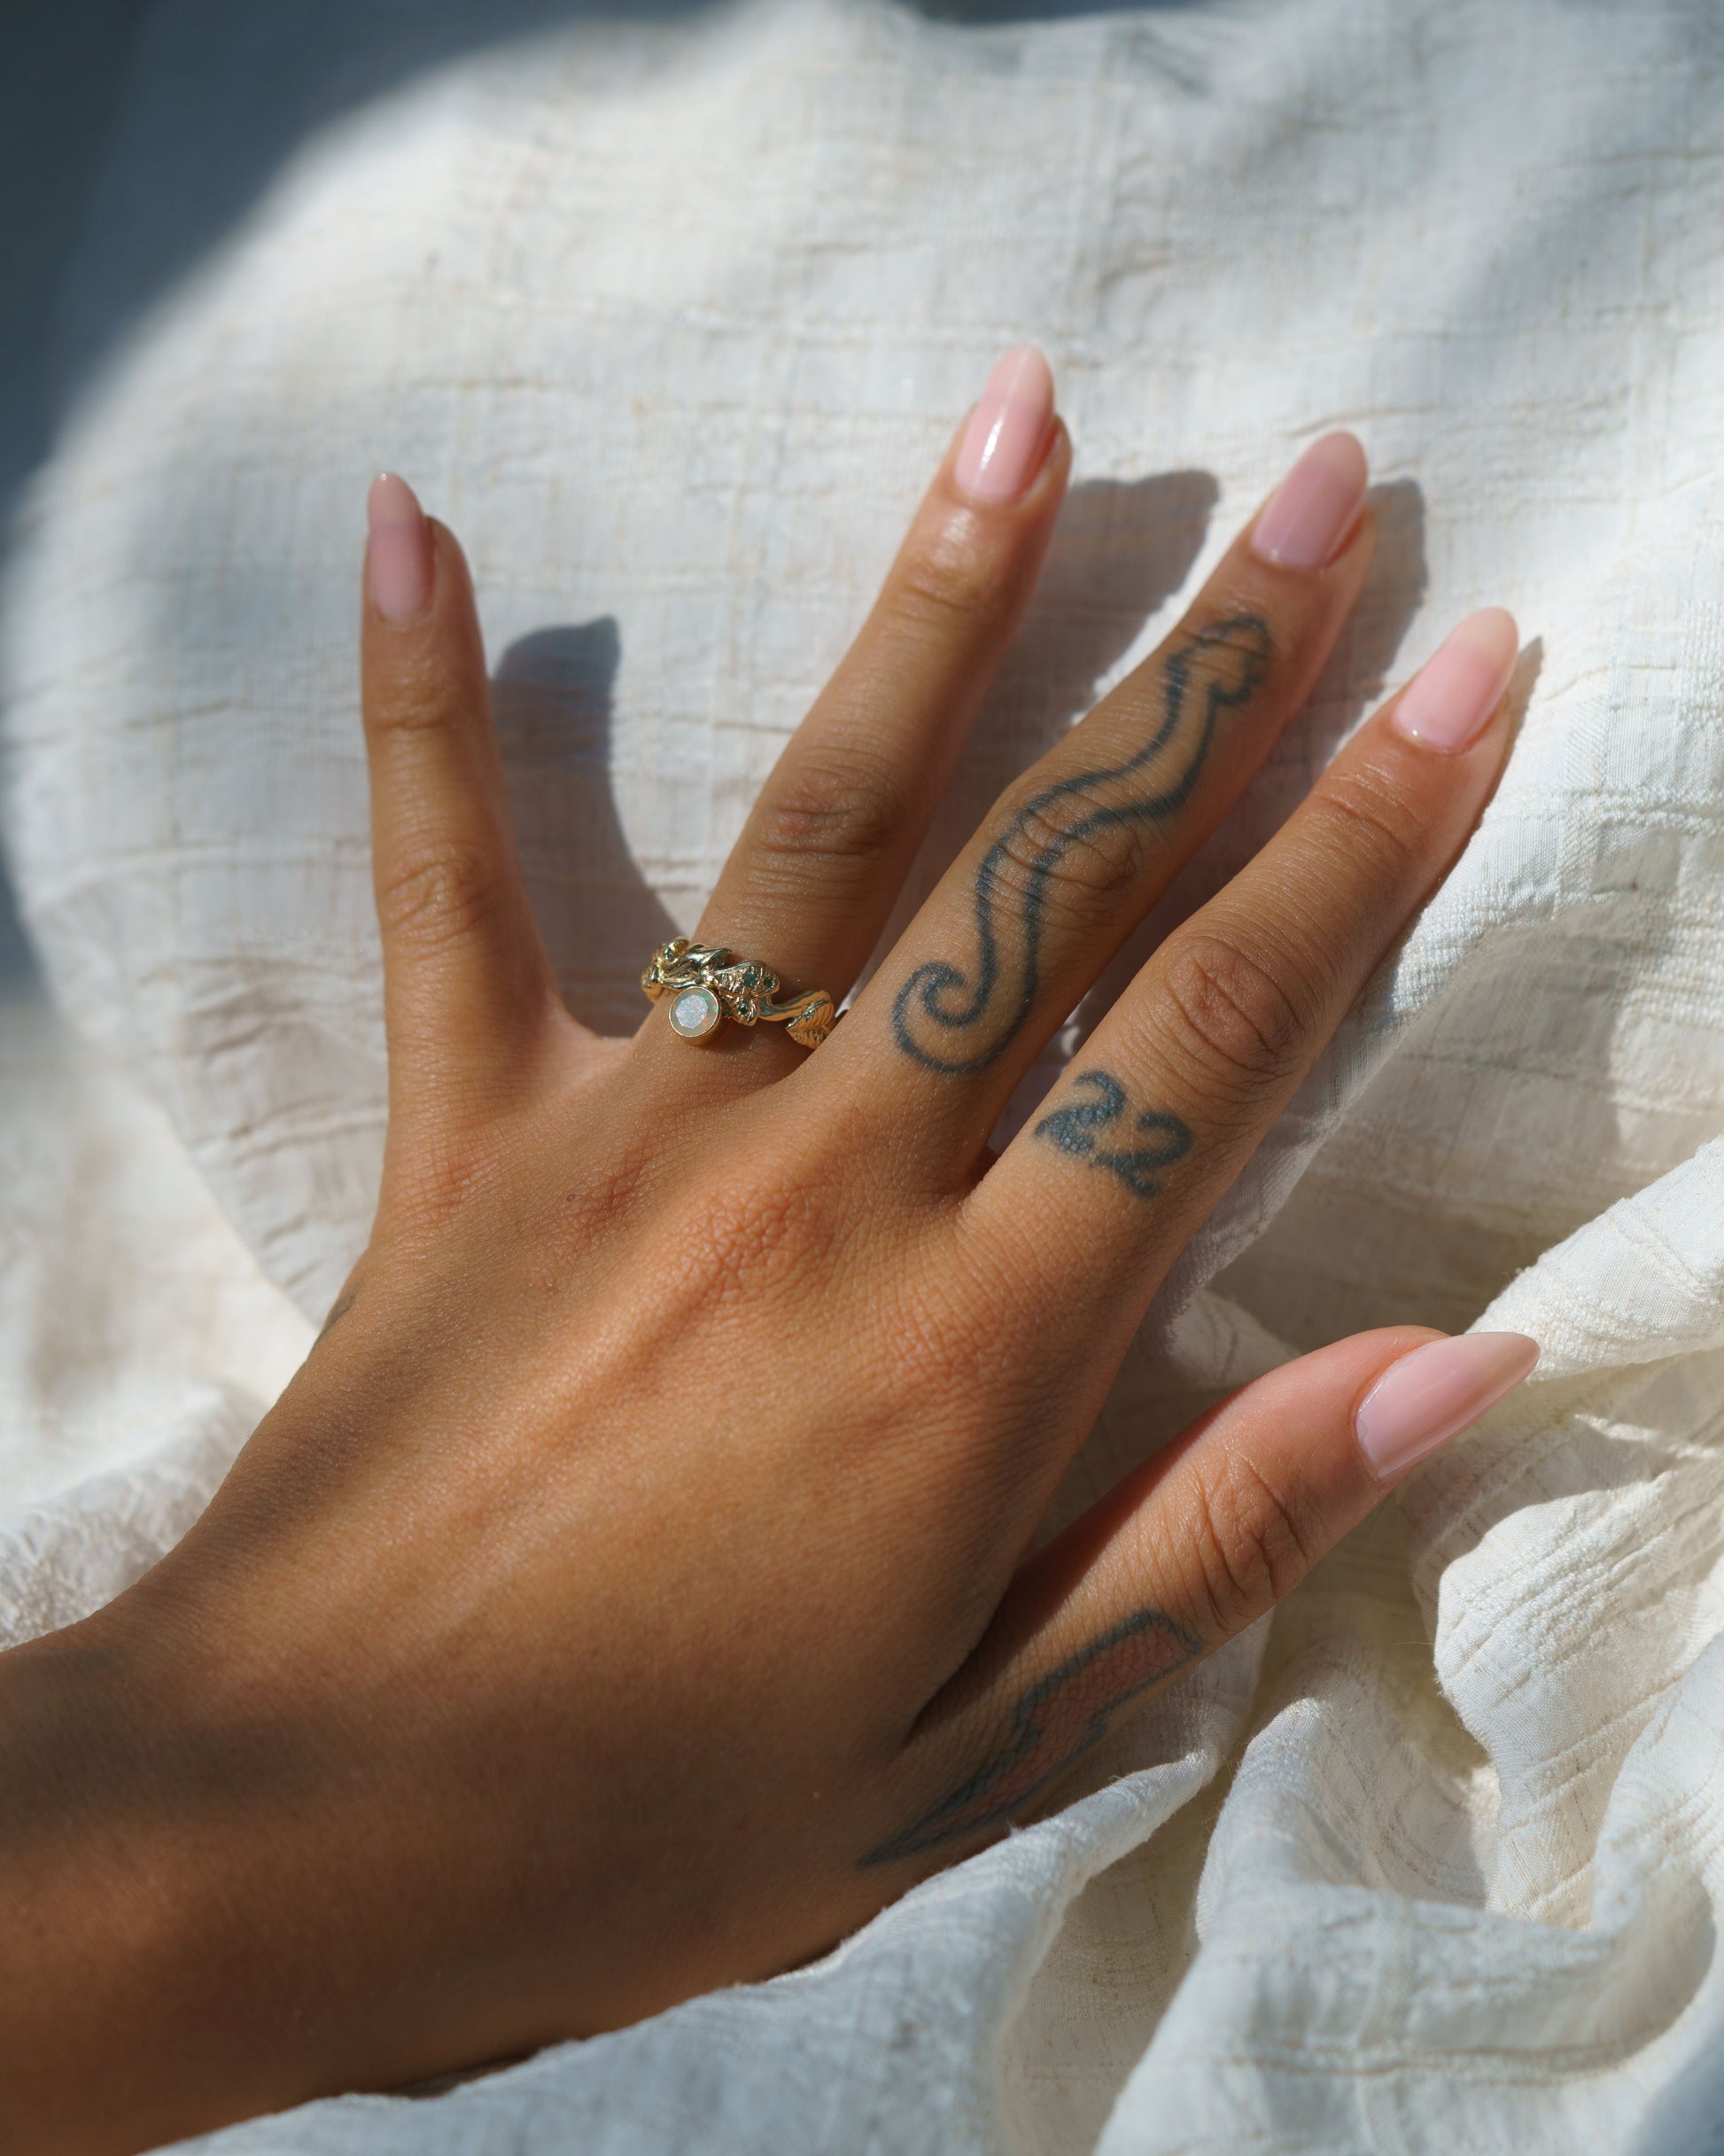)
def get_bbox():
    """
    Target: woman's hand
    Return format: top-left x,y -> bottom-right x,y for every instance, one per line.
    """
0,349 -> 1536,2152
